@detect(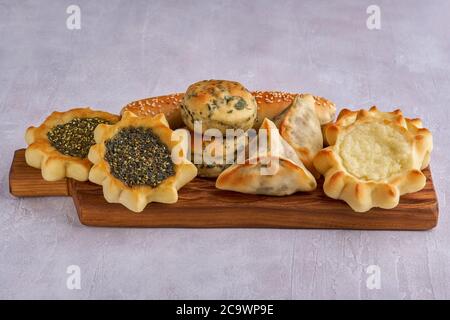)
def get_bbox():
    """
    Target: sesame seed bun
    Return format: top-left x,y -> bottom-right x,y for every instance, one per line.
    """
121,91 -> 335,130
